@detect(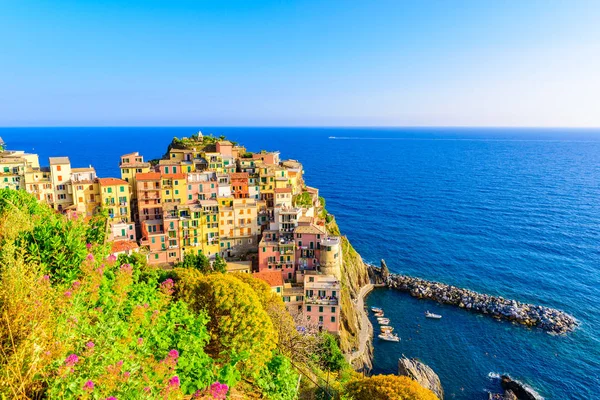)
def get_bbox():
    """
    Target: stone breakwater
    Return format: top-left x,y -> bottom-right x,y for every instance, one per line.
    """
386,274 -> 578,334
